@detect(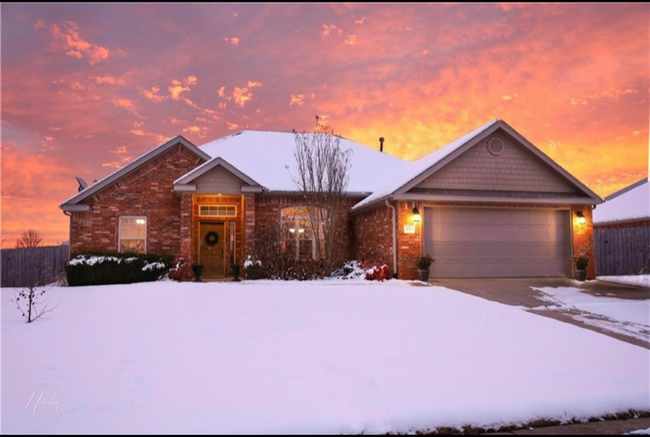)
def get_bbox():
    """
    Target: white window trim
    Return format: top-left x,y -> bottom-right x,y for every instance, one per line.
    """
281,207 -> 326,260
118,216 -> 148,254
198,204 -> 238,218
